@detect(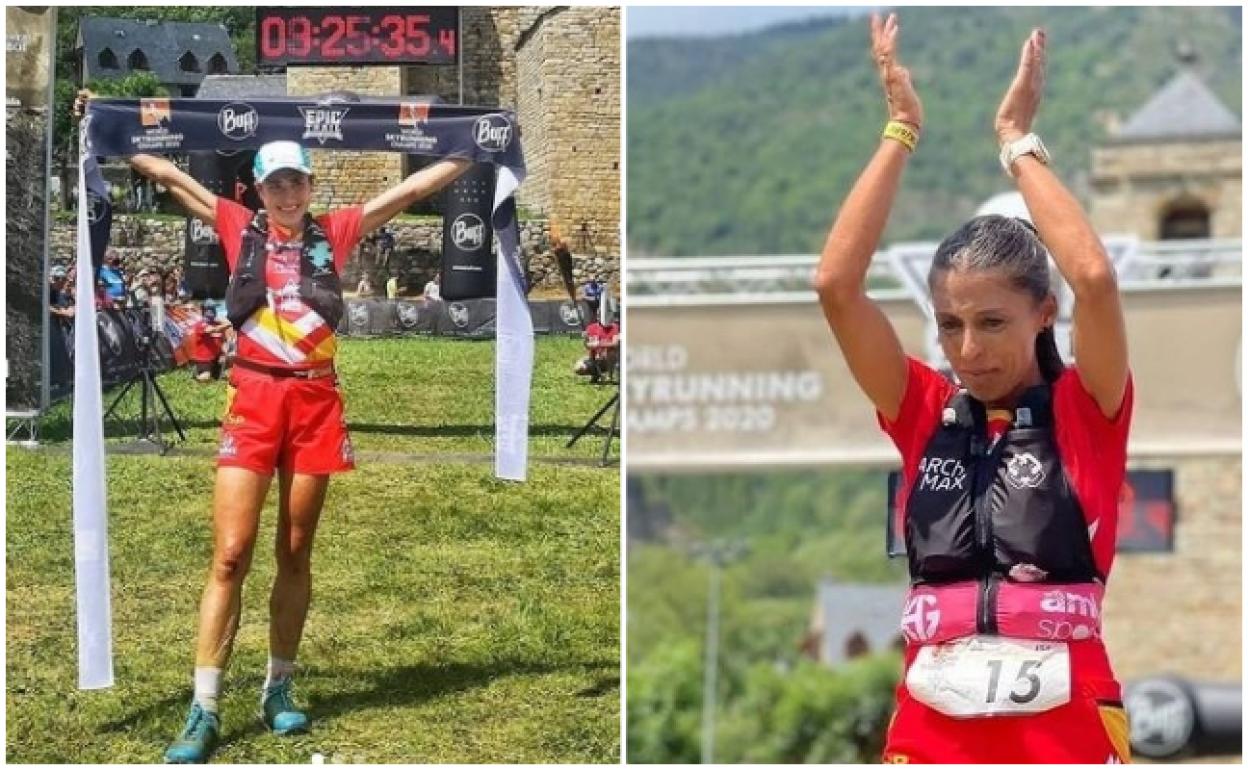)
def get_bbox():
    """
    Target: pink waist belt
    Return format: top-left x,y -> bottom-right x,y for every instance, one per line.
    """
900,580 -> 1103,645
